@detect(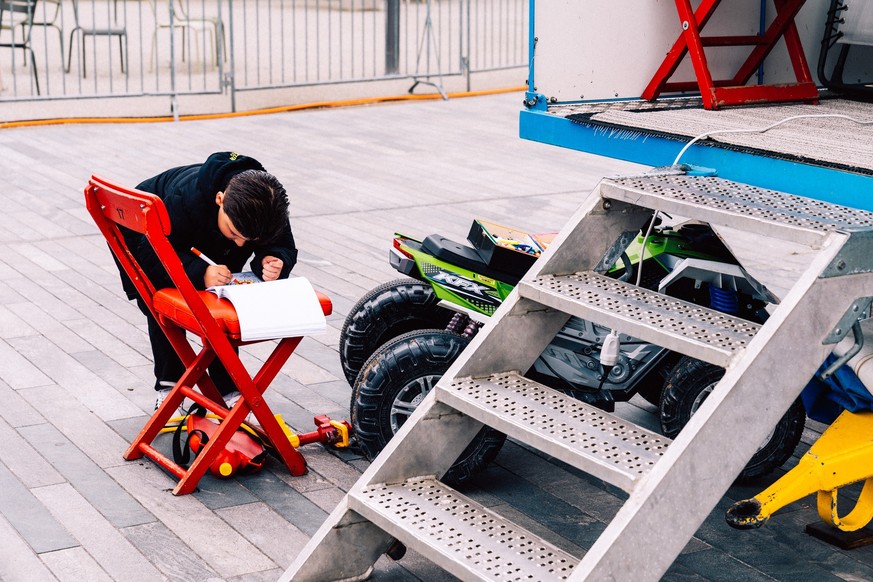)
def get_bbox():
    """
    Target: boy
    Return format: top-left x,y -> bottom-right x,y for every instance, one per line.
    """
117,152 -> 298,409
